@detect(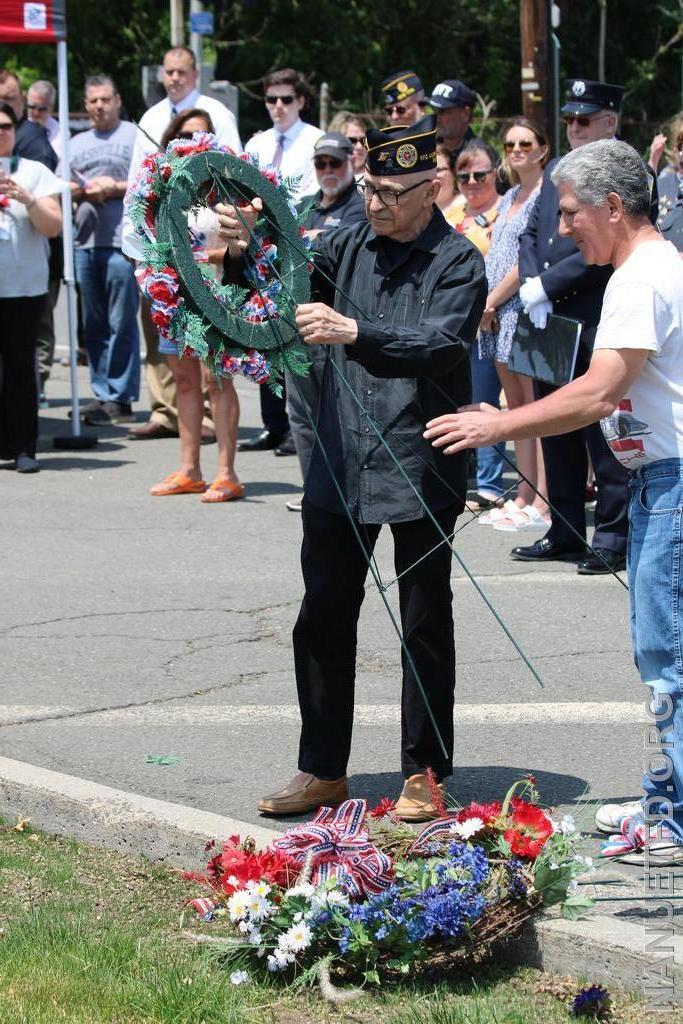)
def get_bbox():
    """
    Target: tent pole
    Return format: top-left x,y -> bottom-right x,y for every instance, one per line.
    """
54,39 -> 96,450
